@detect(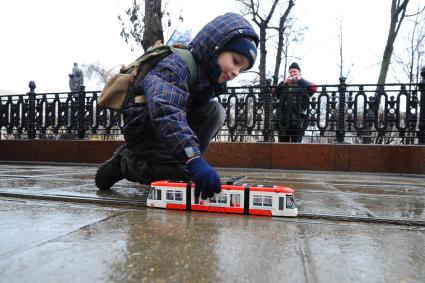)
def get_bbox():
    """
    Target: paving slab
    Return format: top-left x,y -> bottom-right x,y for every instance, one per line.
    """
0,163 -> 425,283
1,198 -> 424,283
0,163 -> 424,222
